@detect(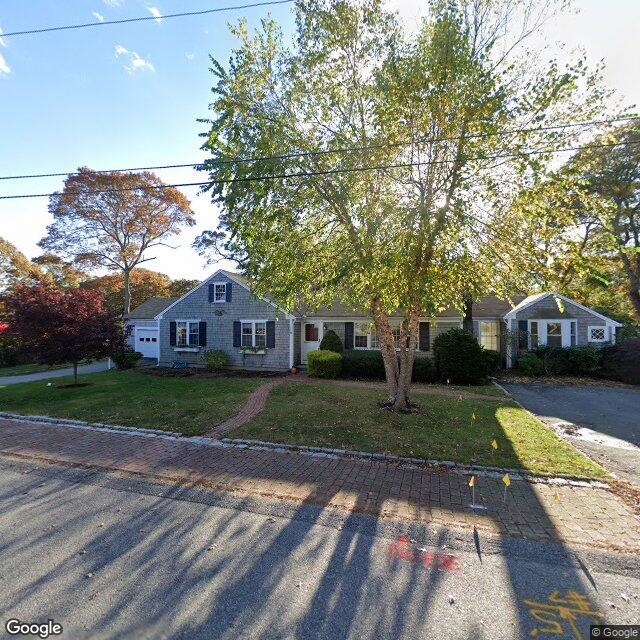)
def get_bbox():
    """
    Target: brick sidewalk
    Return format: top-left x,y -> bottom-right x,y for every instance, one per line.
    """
1,417 -> 638,552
